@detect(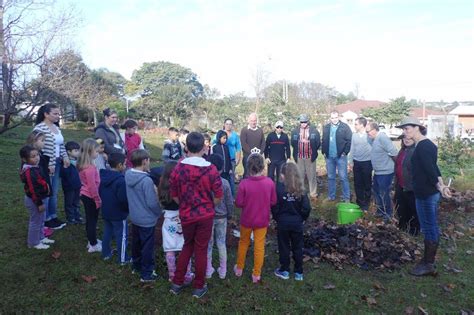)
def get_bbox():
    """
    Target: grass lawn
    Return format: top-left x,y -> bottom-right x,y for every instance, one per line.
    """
0,126 -> 473,313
